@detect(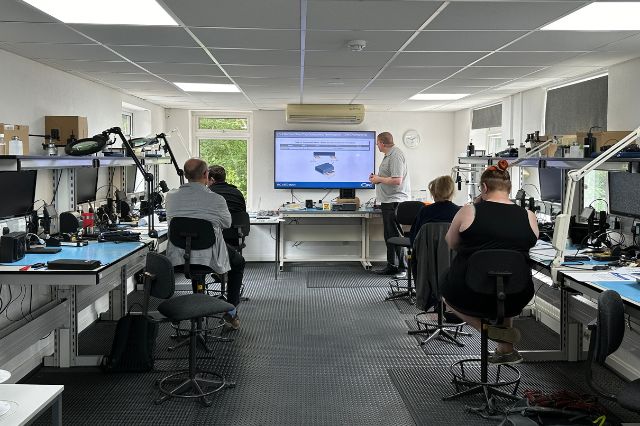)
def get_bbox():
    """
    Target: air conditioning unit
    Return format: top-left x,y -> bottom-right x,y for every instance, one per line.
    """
286,104 -> 365,124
